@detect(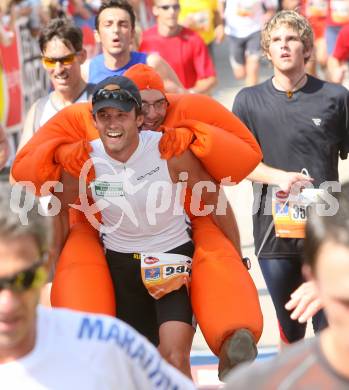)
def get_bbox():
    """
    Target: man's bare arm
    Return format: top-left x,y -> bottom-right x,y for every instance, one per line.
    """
50,171 -> 81,264
327,56 -> 347,84
247,162 -> 313,193
168,149 -> 242,256
191,76 -> 217,95
147,53 -> 186,93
